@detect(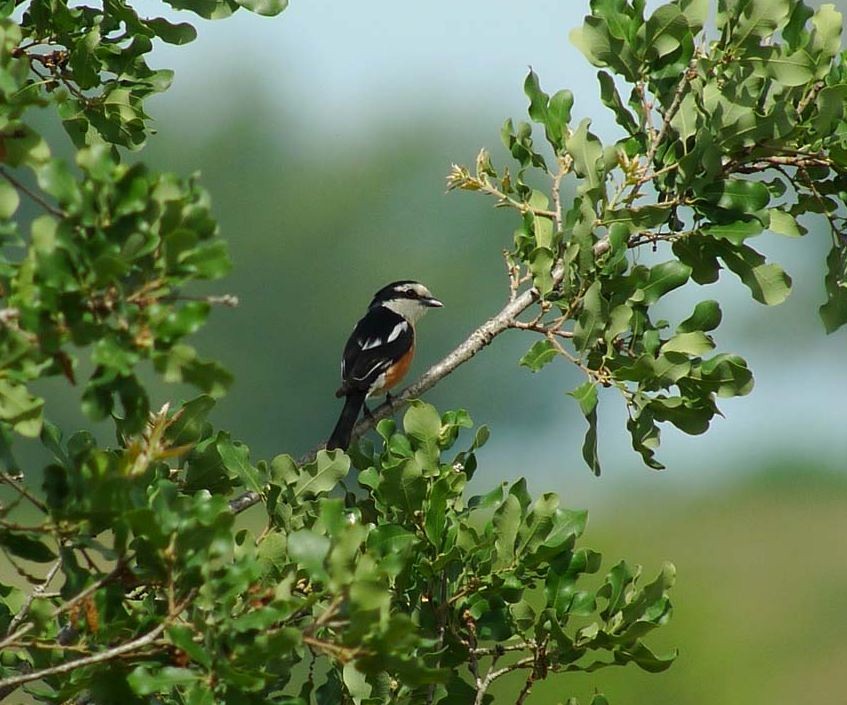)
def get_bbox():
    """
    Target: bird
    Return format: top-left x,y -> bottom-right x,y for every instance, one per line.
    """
326,280 -> 443,451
